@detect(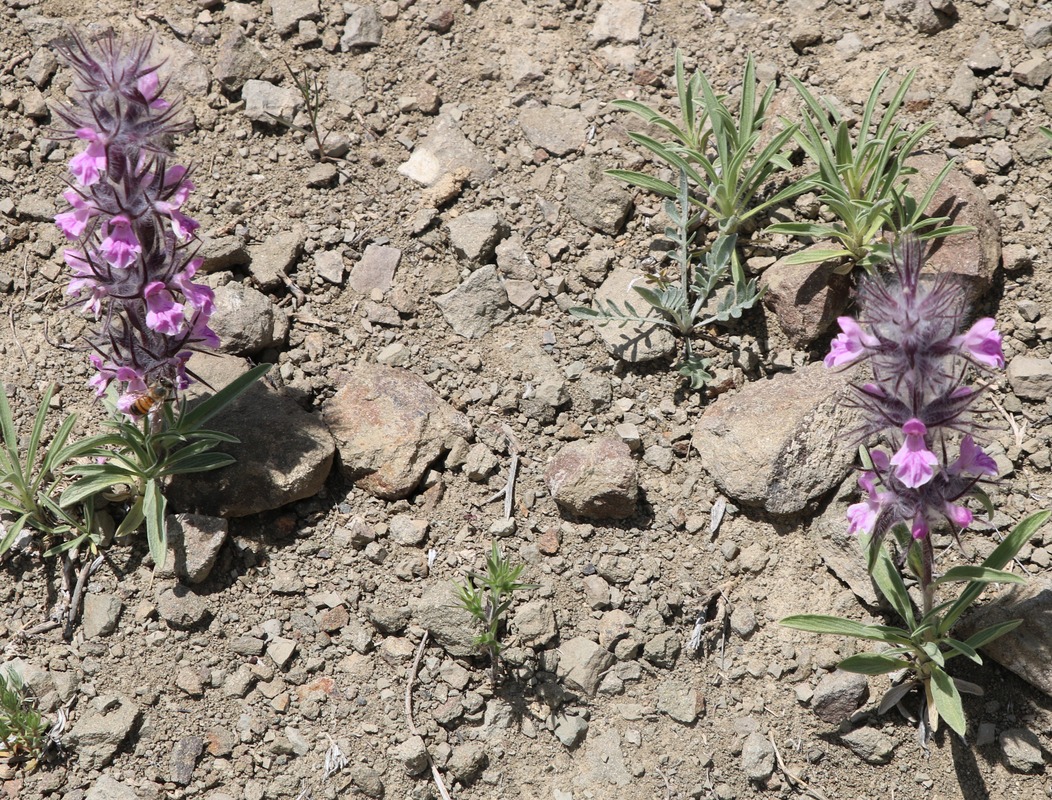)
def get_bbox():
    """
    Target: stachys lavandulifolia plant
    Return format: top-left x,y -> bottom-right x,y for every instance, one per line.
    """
51,31 -> 216,415
42,31 -> 269,571
782,239 -> 1050,740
